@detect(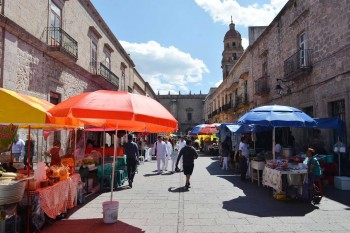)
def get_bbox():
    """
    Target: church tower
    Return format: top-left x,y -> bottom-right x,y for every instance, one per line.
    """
221,17 -> 244,79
